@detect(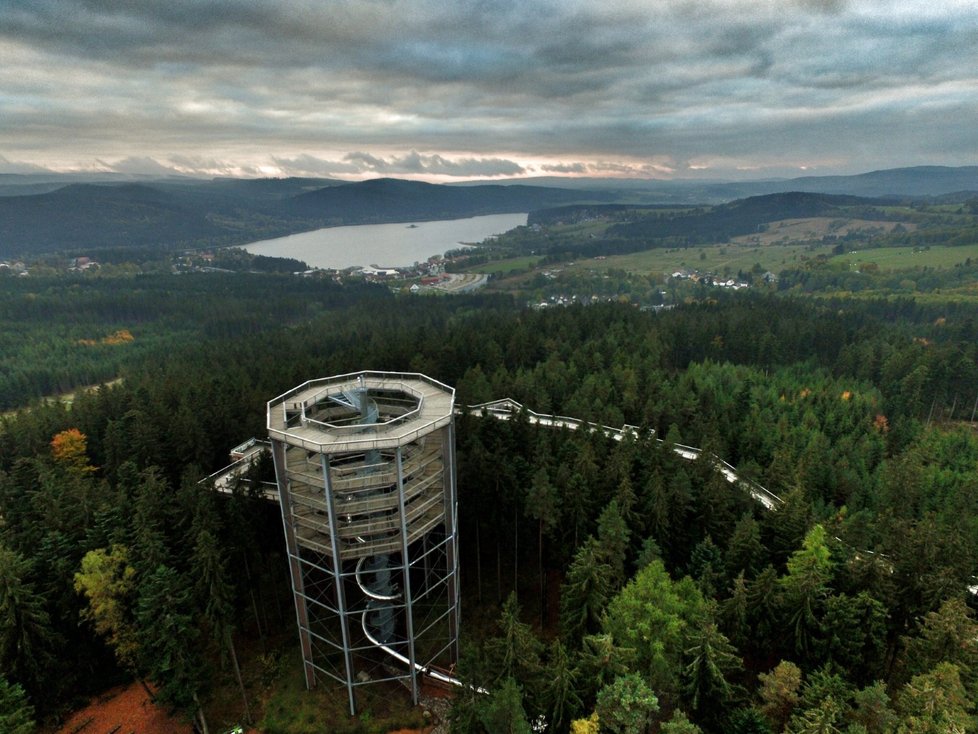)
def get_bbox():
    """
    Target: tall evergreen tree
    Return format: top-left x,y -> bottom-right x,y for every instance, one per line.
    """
0,676 -> 35,734
542,639 -> 583,732
484,593 -> 543,698
895,662 -> 975,734
758,660 -> 803,733
560,537 -> 613,646
479,677 -> 533,734
0,543 -> 57,701
137,564 -> 208,733
597,499 -> 631,590
525,465 -> 559,625
682,621 -> 744,727
780,524 -> 834,659
193,524 -> 251,724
